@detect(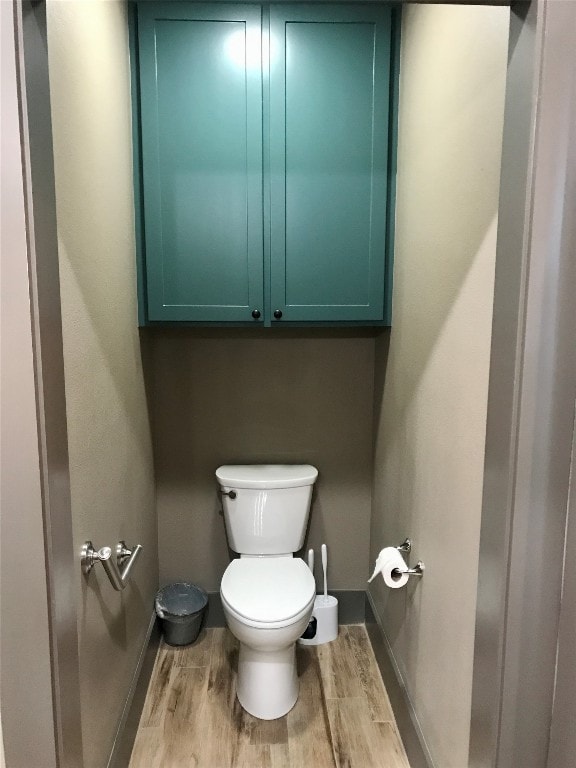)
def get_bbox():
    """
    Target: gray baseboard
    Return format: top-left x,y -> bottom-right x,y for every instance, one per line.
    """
205,591 -> 227,627
365,592 -> 434,768
107,611 -> 161,768
333,589 -> 367,623
206,589 -> 366,627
